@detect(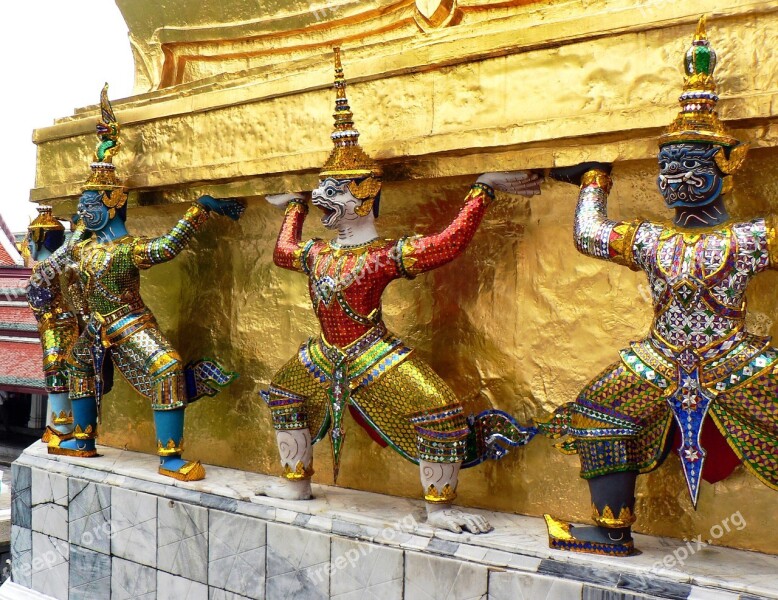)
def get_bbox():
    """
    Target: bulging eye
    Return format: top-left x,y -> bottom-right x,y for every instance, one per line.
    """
683,160 -> 700,169
326,188 -> 335,197
659,161 -> 669,170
